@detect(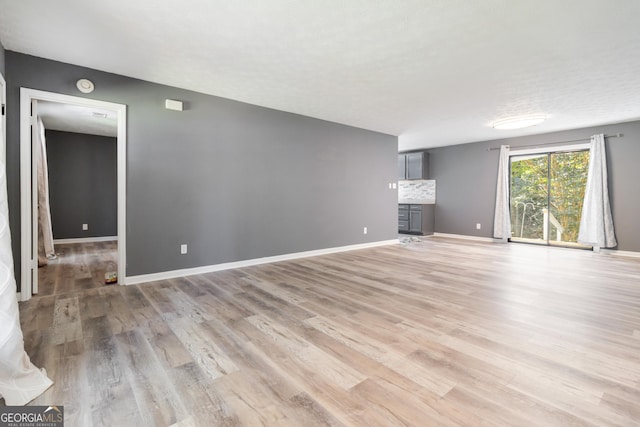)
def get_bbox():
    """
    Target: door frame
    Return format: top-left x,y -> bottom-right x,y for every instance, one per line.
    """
0,74 -> 6,297
509,142 -> 590,247
20,88 -> 127,300
1,73 -> 6,165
